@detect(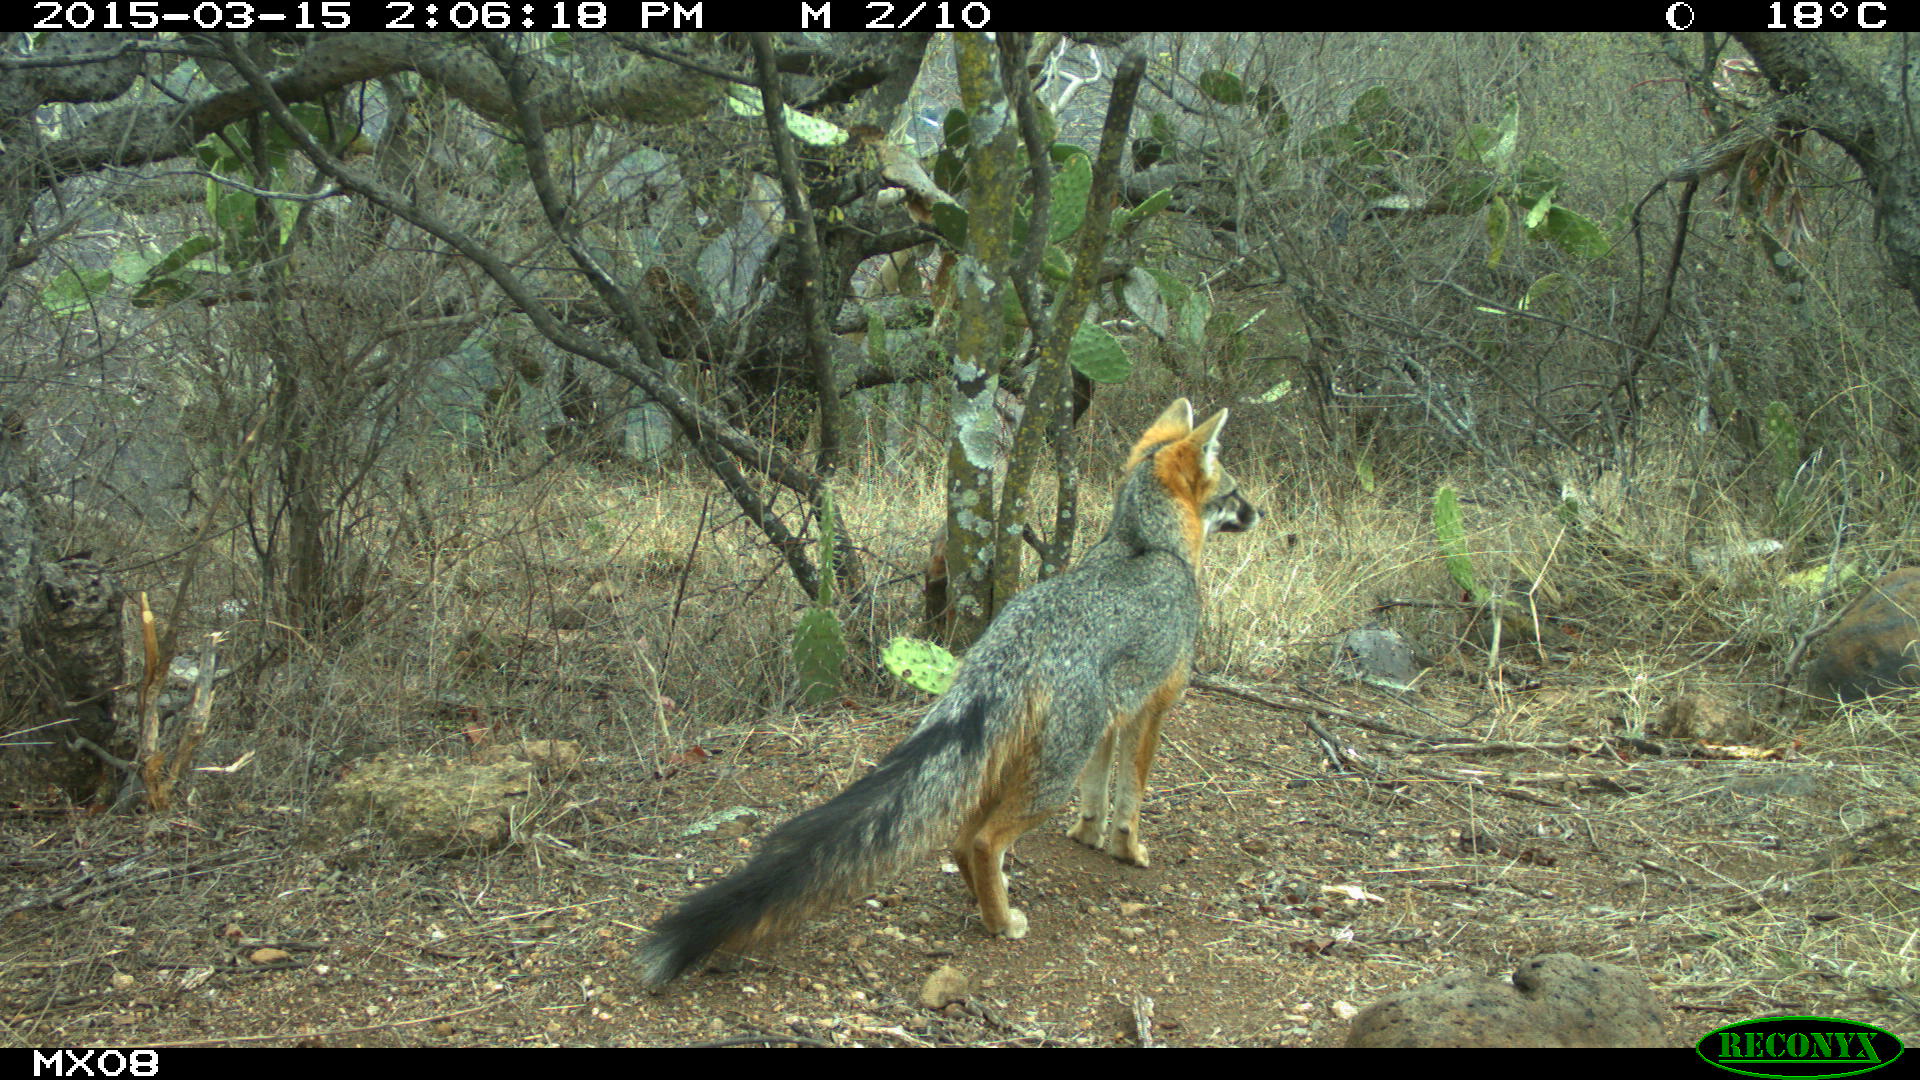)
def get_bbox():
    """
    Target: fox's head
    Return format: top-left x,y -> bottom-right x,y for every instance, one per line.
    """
1111,399 -> 1260,558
